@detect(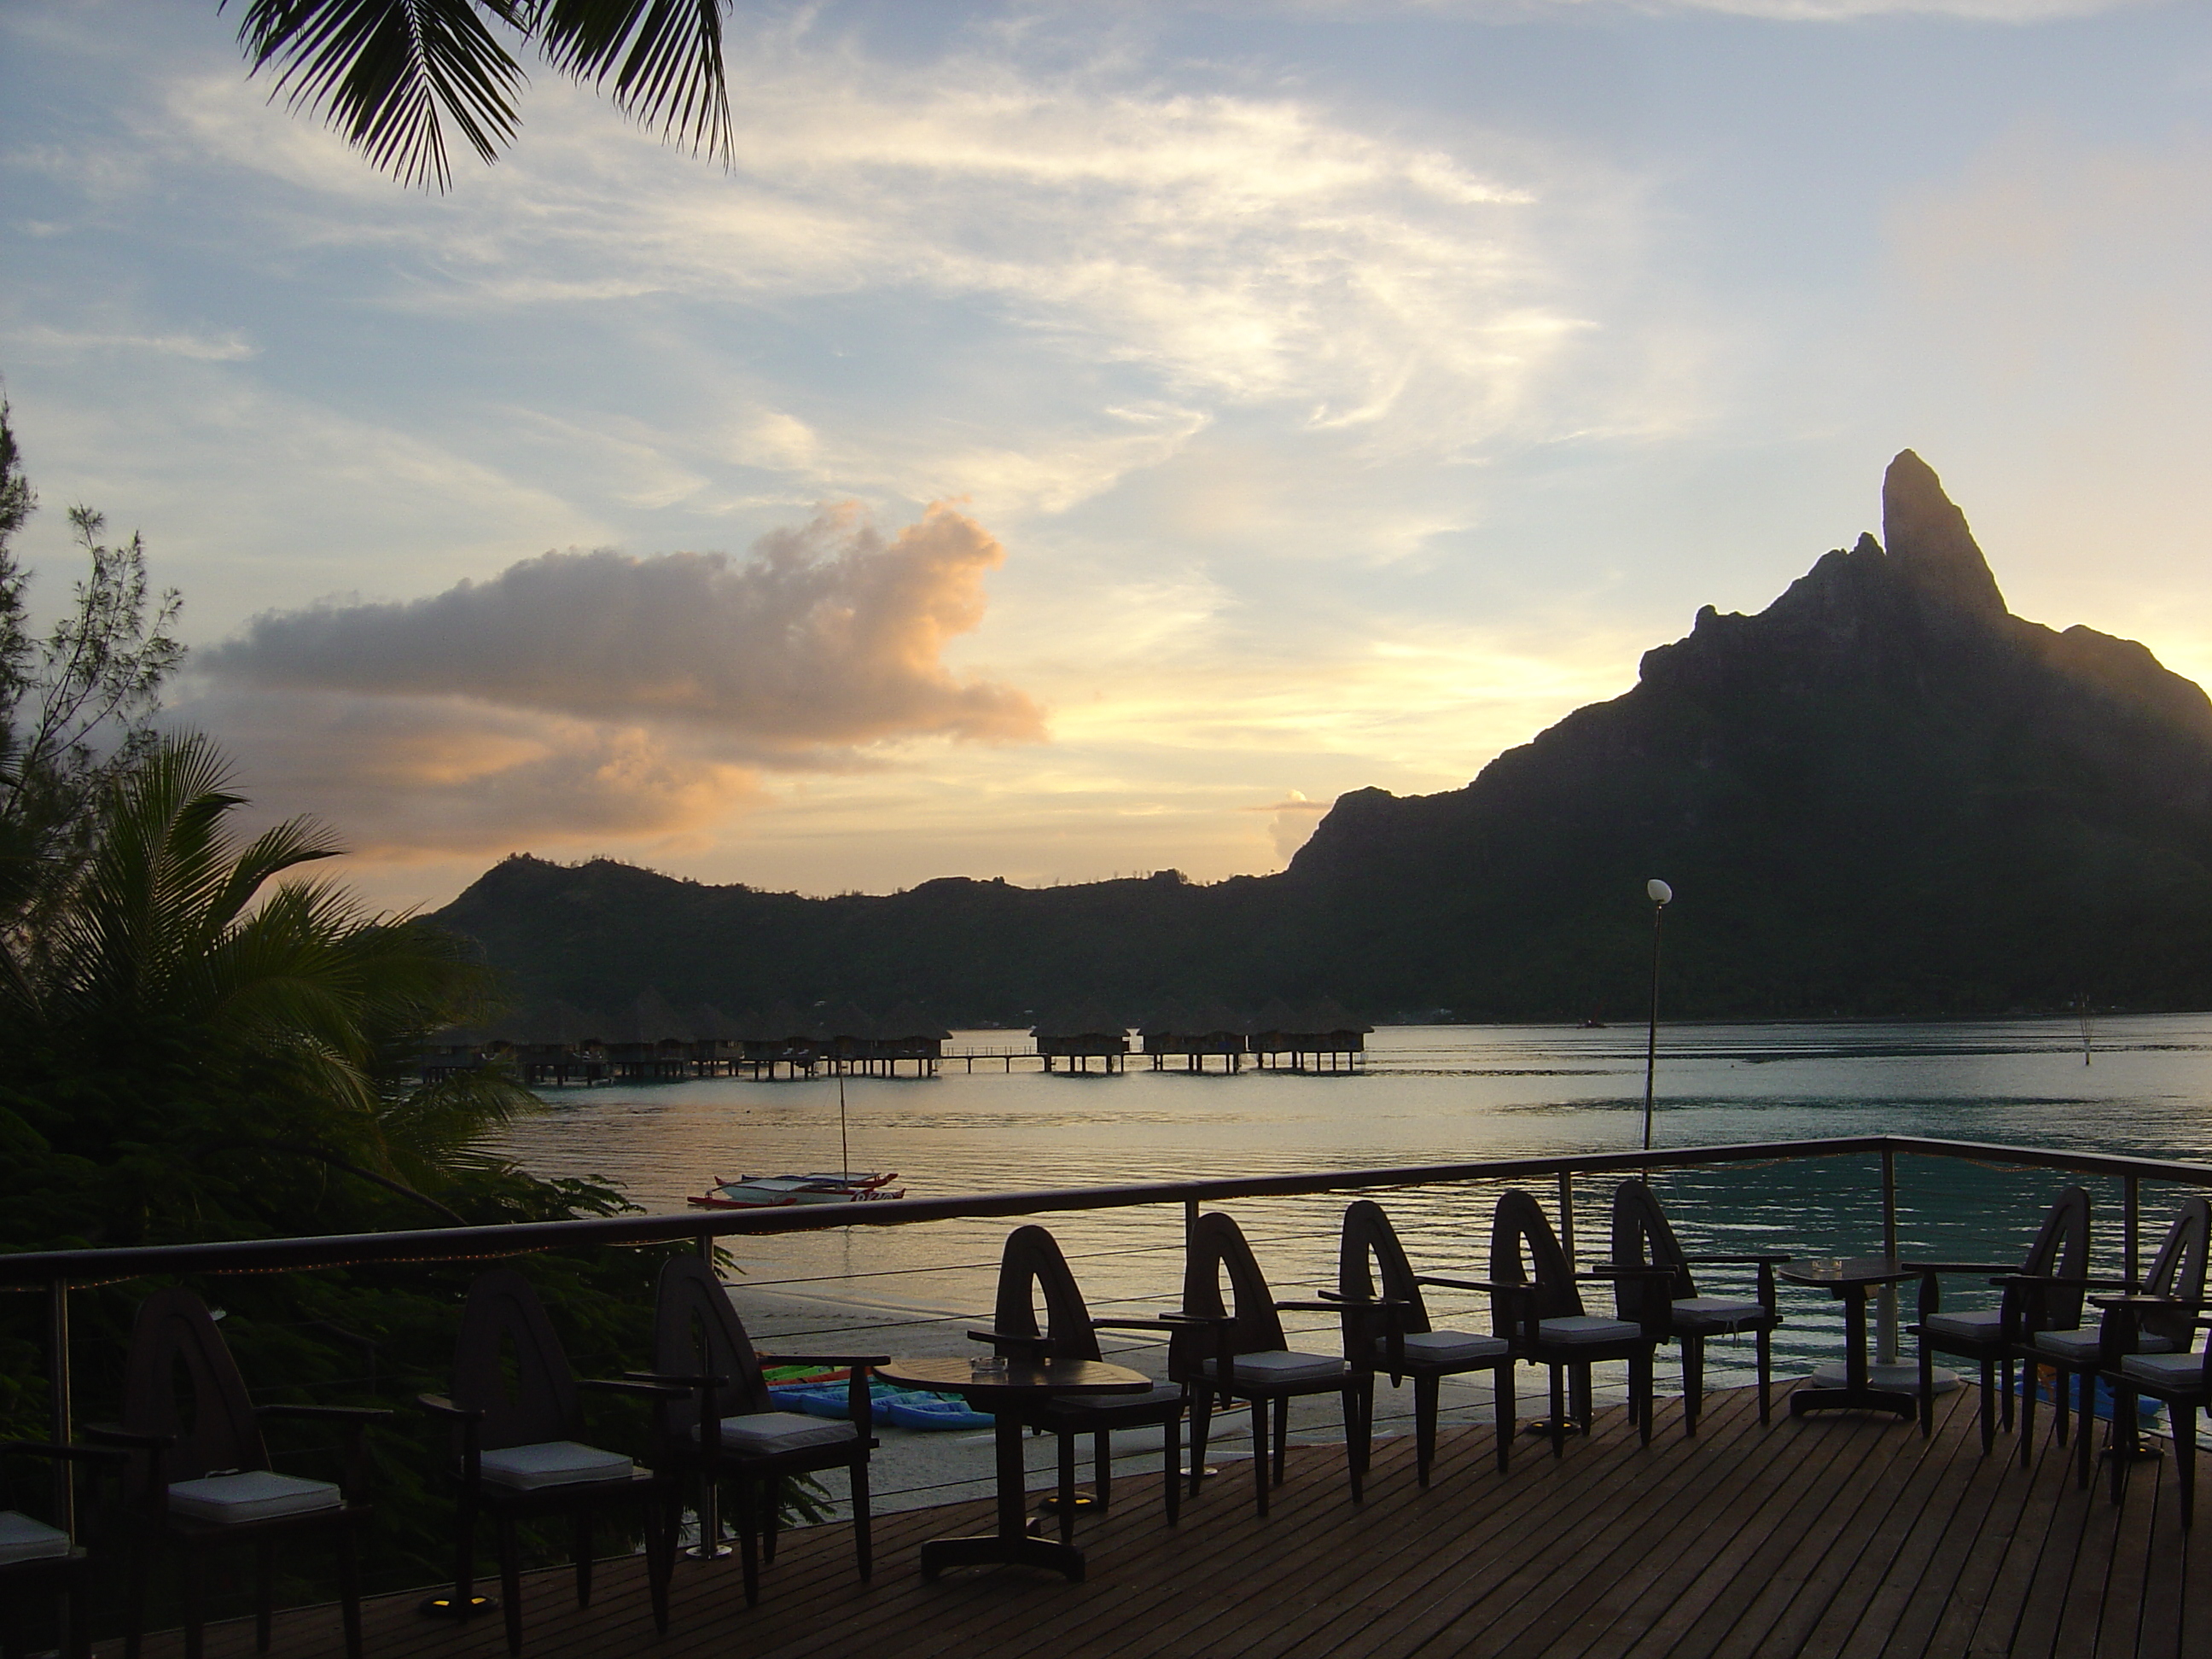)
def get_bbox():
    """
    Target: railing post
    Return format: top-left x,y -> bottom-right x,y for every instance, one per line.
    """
1184,1197 -> 1198,1256
697,1231 -> 714,1263
1877,1148 -> 1899,1364
49,1278 -> 72,1536
1557,1171 -> 1576,1270
2125,1175 -> 2140,1287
